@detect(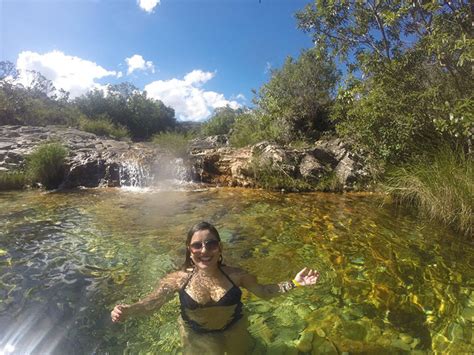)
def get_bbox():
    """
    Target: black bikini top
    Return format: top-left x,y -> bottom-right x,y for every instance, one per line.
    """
179,266 -> 242,310
178,266 -> 243,333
